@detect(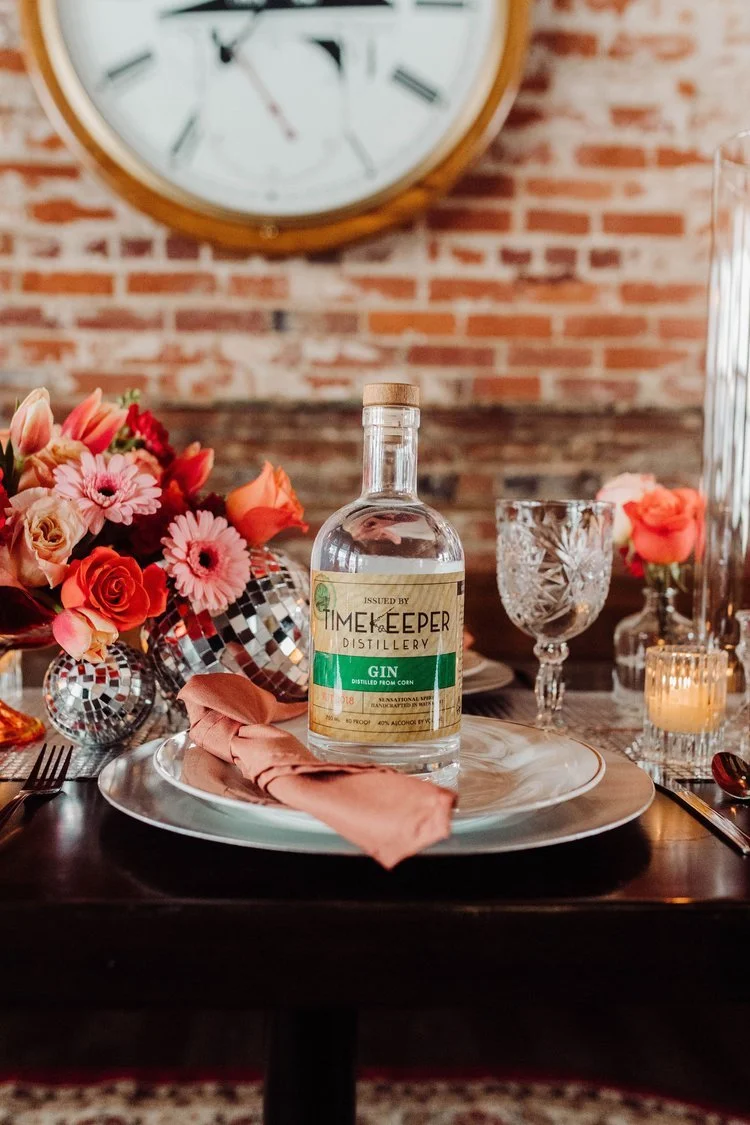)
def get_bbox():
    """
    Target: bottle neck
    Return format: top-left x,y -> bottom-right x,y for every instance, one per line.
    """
643,586 -> 677,609
361,405 -> 419,499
